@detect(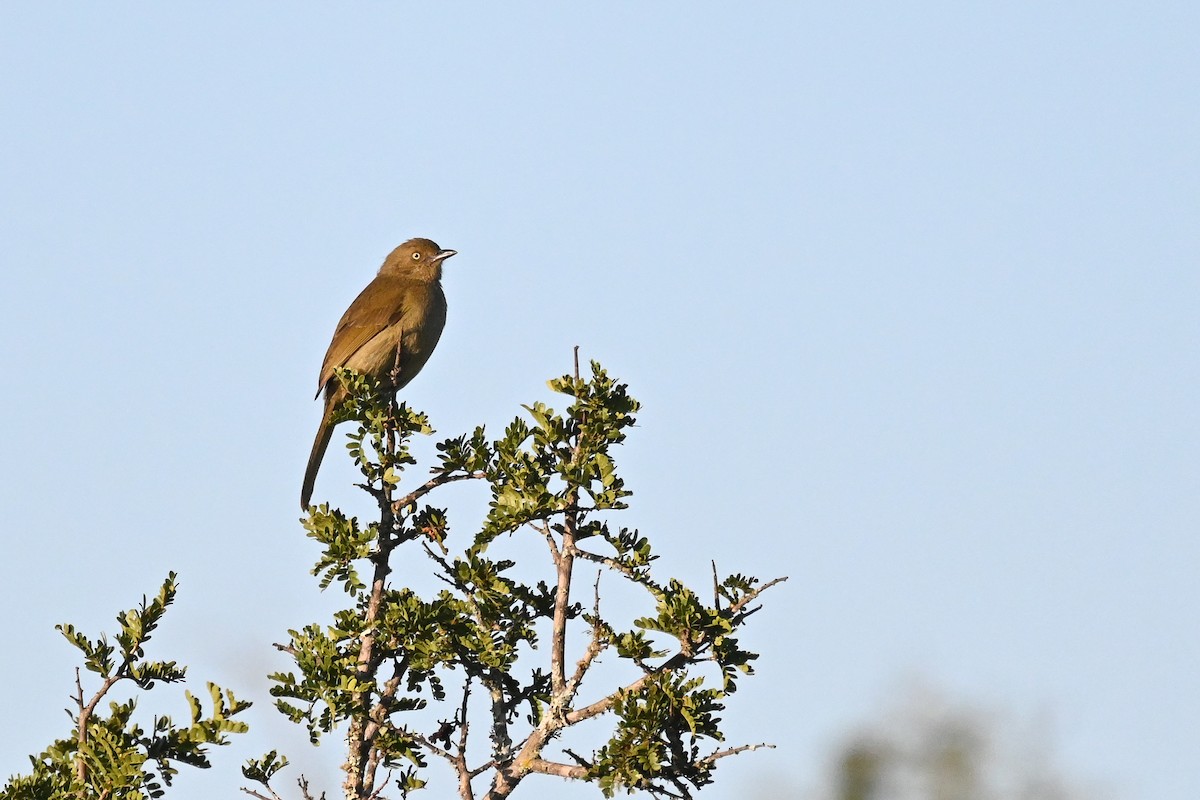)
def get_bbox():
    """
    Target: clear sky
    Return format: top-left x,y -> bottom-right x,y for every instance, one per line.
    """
1,4 -> 1196,799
